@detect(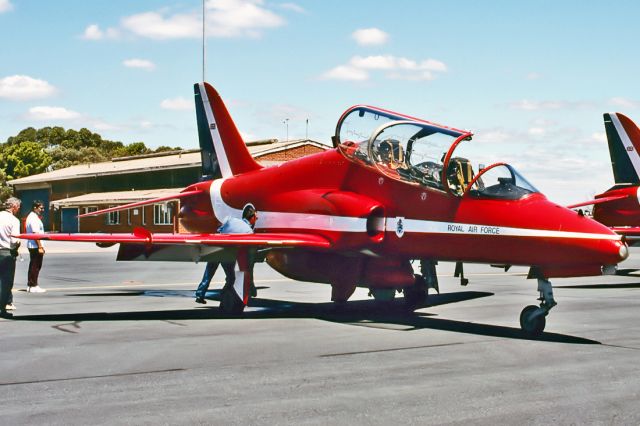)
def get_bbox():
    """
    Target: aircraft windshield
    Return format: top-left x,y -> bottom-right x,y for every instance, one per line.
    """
464,163 -> 539,200
336,106 -> 466,190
